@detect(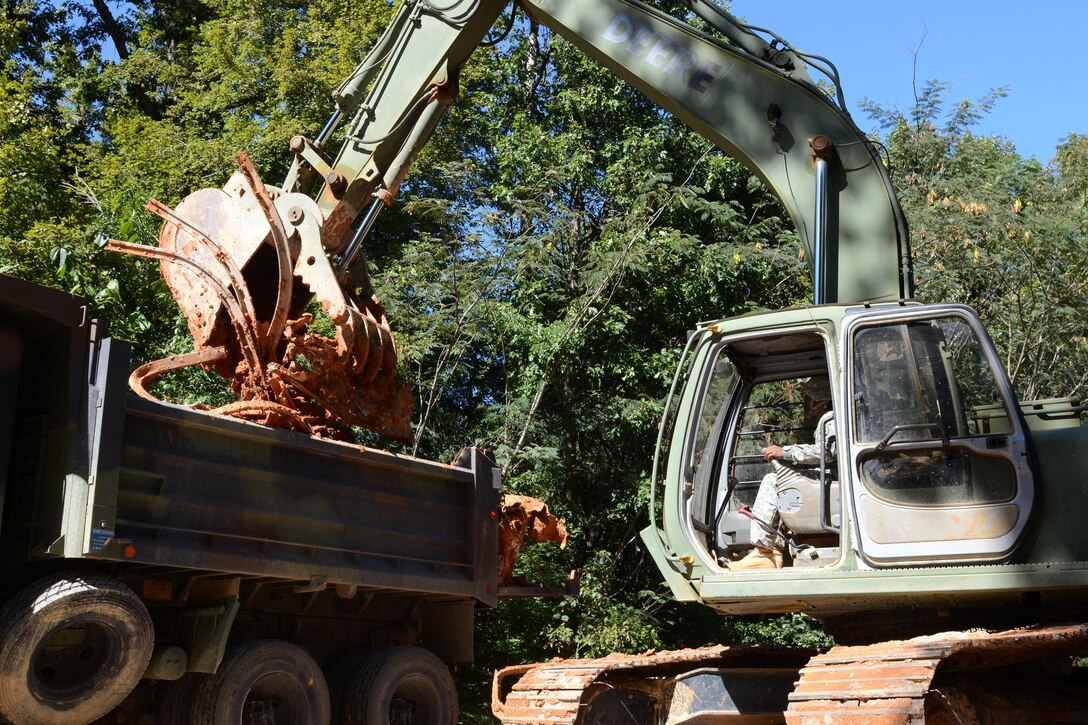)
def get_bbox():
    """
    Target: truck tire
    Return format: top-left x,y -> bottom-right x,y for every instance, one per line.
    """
342,646 -> 458,725
0,572 -> 154,725
158,673 -> 207,725
191,640 -> 330,725
324,648 -> 376,724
